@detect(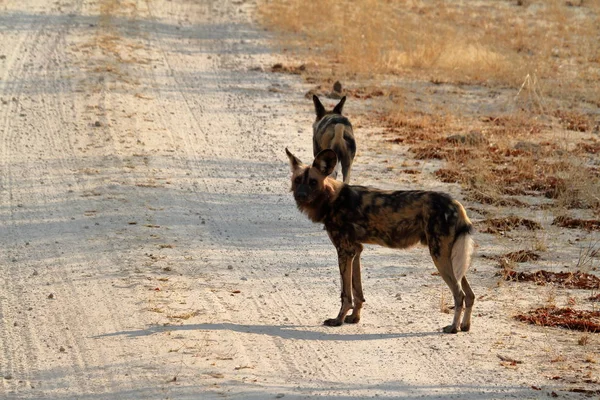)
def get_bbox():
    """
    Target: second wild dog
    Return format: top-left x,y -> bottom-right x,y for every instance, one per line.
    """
312,95 -> 356,183
285,147 -> 475,334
